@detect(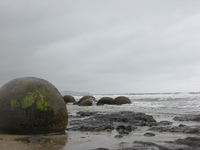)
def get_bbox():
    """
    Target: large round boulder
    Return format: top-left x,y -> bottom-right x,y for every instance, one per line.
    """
97,97 -> 114,105
0,77 -> 68,134
62,95 -> 76,104
113,96 -> 131,105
